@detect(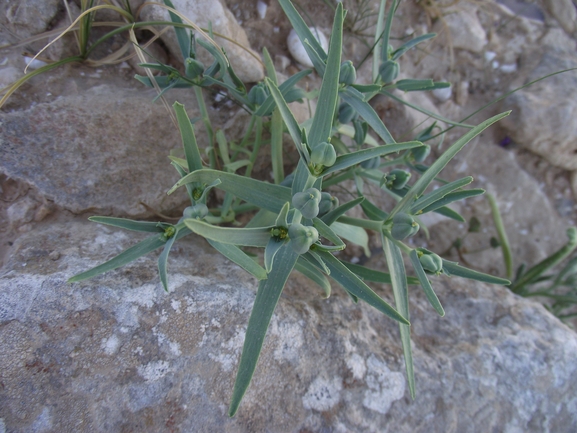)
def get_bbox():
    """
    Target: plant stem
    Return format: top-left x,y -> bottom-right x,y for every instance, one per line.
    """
487,193 -> 513,280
